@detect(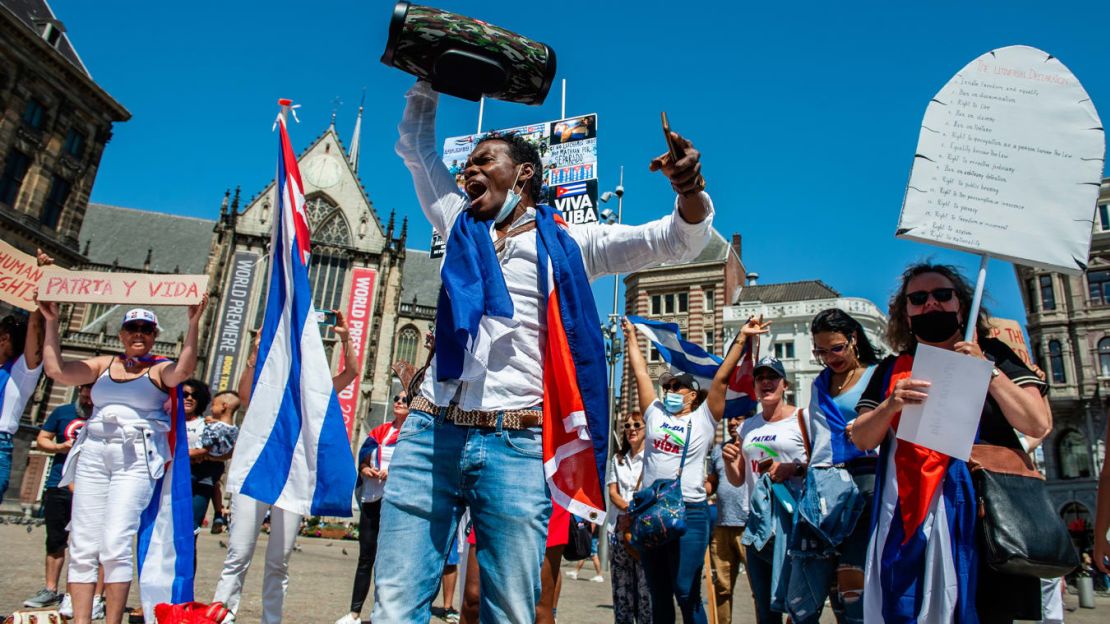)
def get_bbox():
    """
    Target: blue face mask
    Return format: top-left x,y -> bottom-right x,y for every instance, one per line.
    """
663,392 -> 686,414
494,165 -> 524,224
